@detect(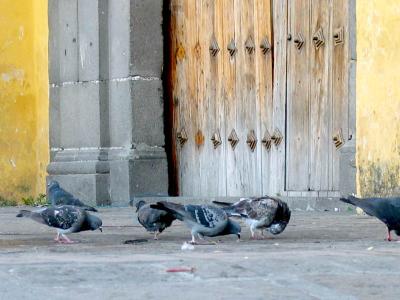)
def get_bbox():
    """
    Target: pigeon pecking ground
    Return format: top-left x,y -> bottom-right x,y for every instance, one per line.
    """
1,207 -> 400,300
